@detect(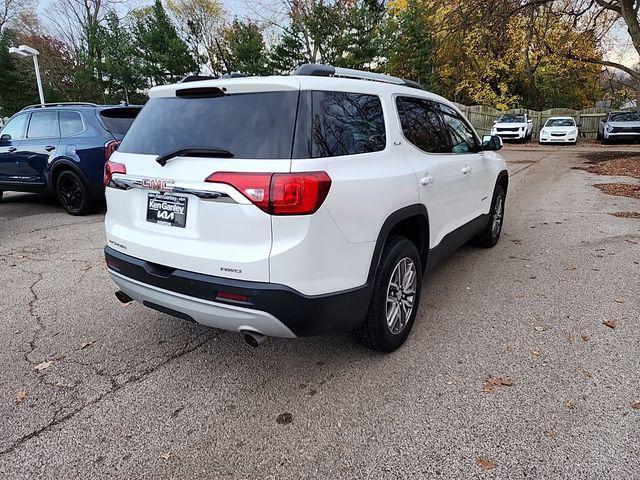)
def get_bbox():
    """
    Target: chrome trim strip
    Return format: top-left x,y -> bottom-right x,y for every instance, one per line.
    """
109,175 -> 236,203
